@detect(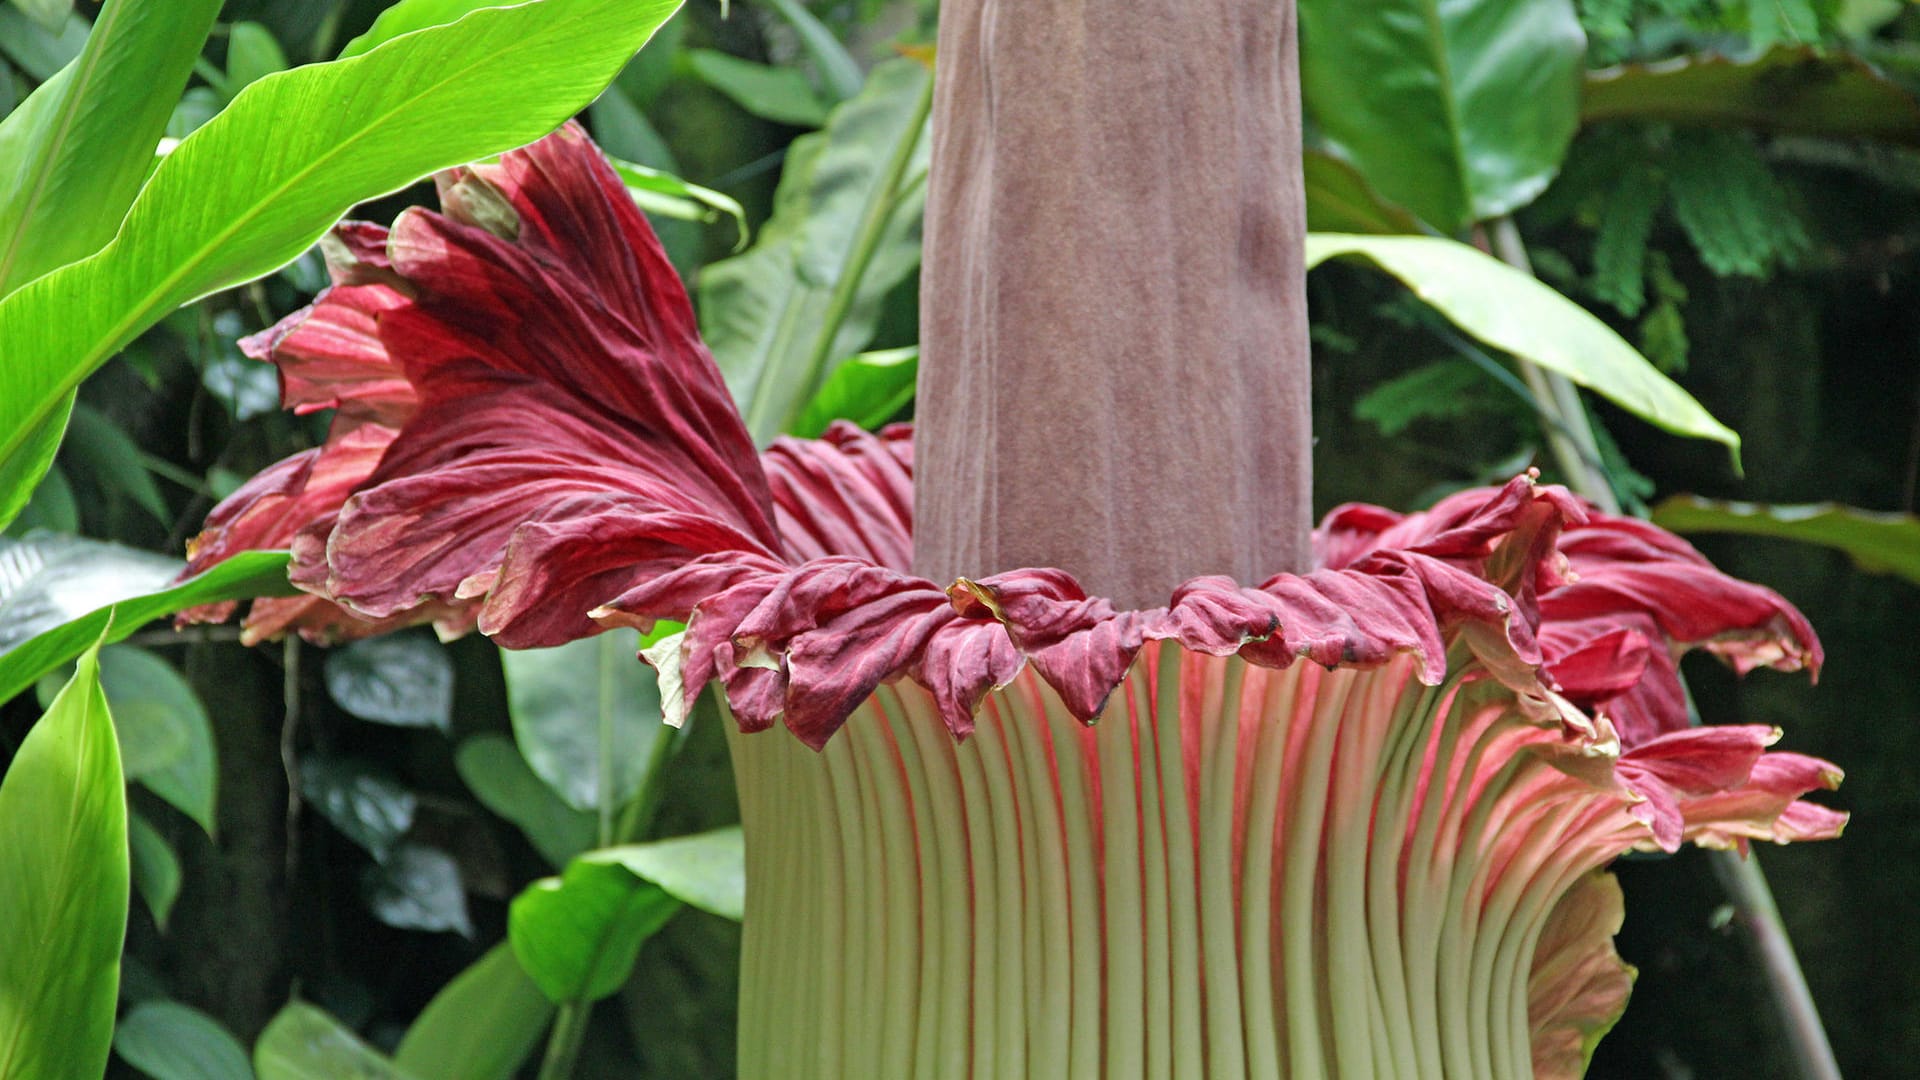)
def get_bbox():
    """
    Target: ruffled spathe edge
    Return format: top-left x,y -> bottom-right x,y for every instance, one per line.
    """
595,473 -> 1600,749
175,125 -> 1842,855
